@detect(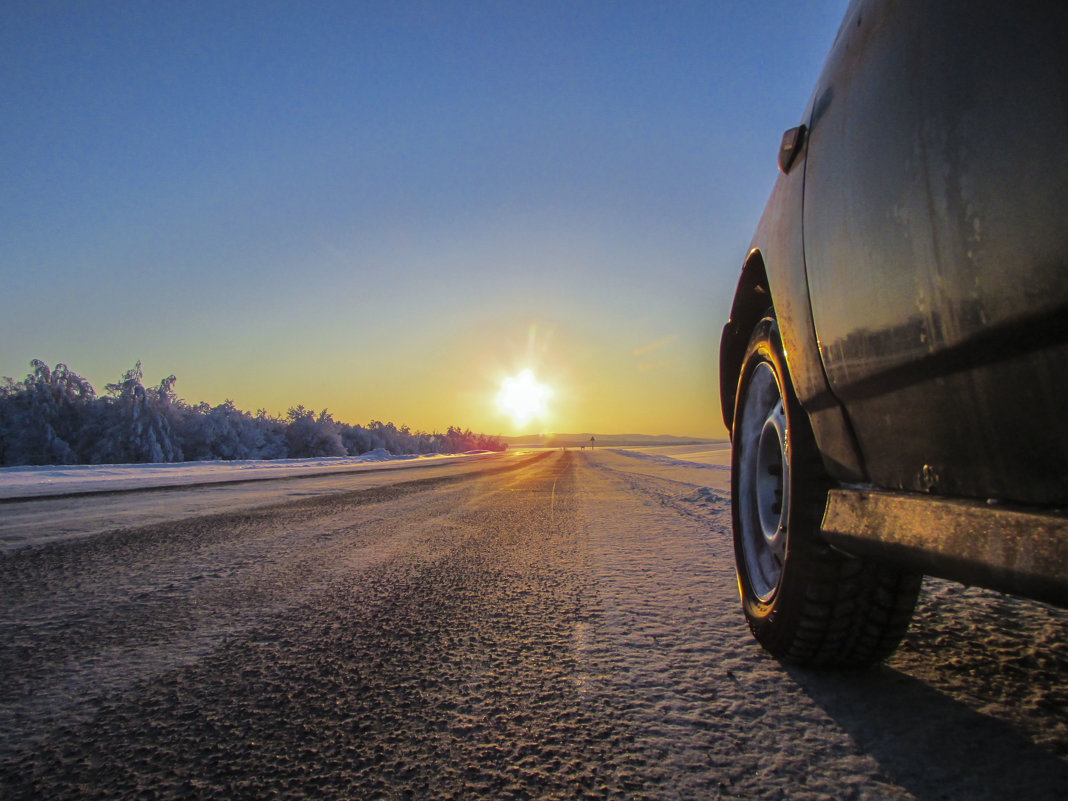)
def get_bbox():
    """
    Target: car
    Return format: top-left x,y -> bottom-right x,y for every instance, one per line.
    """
719,0 -> 1068,666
